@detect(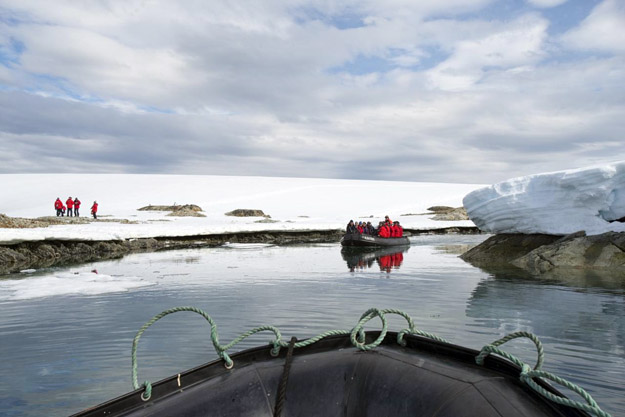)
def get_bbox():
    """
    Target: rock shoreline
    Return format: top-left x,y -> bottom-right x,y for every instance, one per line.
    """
461,231 -> 625,278
0,226 -> 481,275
